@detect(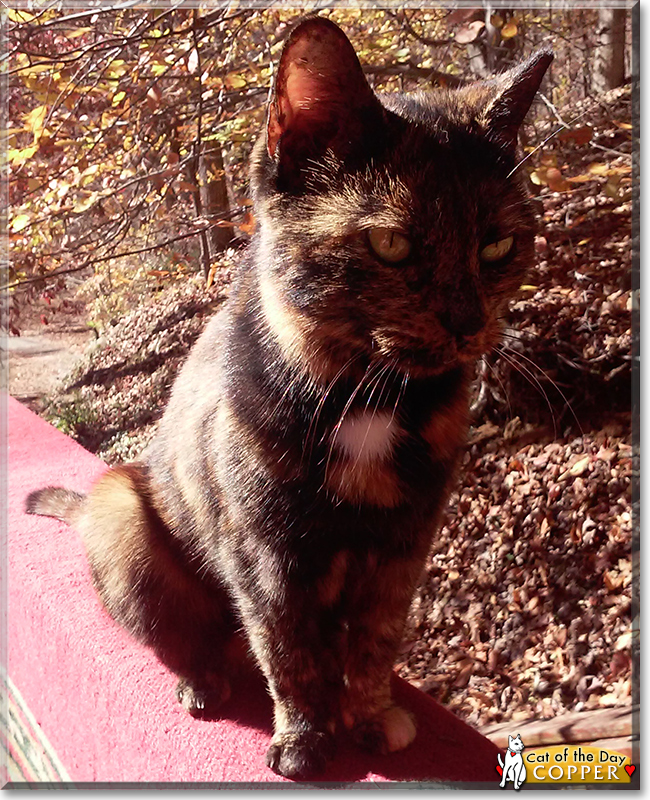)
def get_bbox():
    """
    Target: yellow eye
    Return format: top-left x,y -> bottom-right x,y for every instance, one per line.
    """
367,228 -> 411,263
480,235 -> 514,262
